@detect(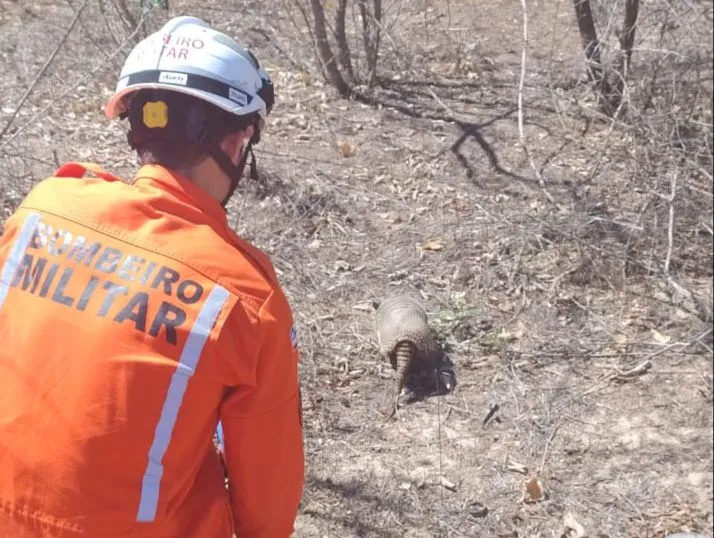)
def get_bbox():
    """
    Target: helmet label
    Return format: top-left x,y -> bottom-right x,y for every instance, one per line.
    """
158,71 -> 188,86
228,87 -> 248,106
